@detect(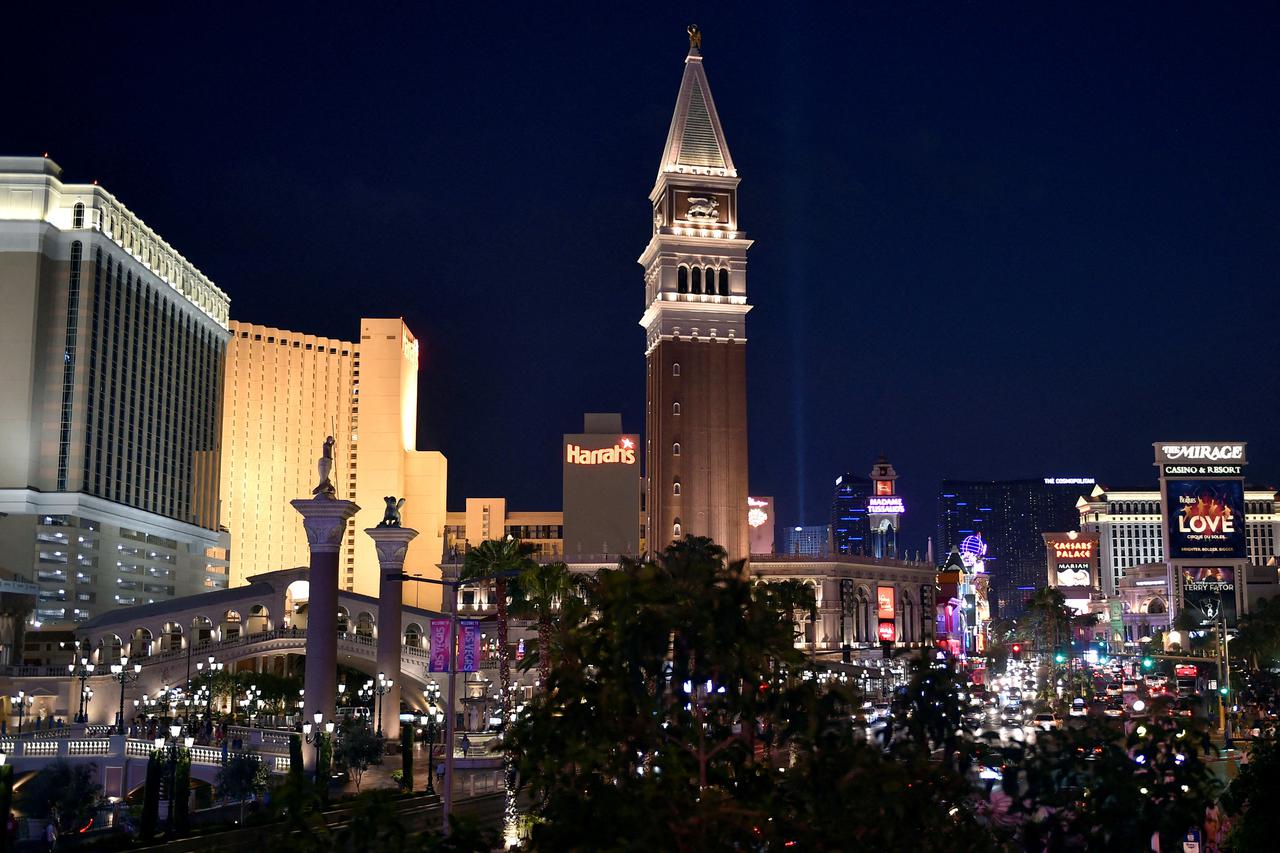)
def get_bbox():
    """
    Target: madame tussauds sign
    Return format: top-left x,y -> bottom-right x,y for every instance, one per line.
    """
566,439 -> 636,465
